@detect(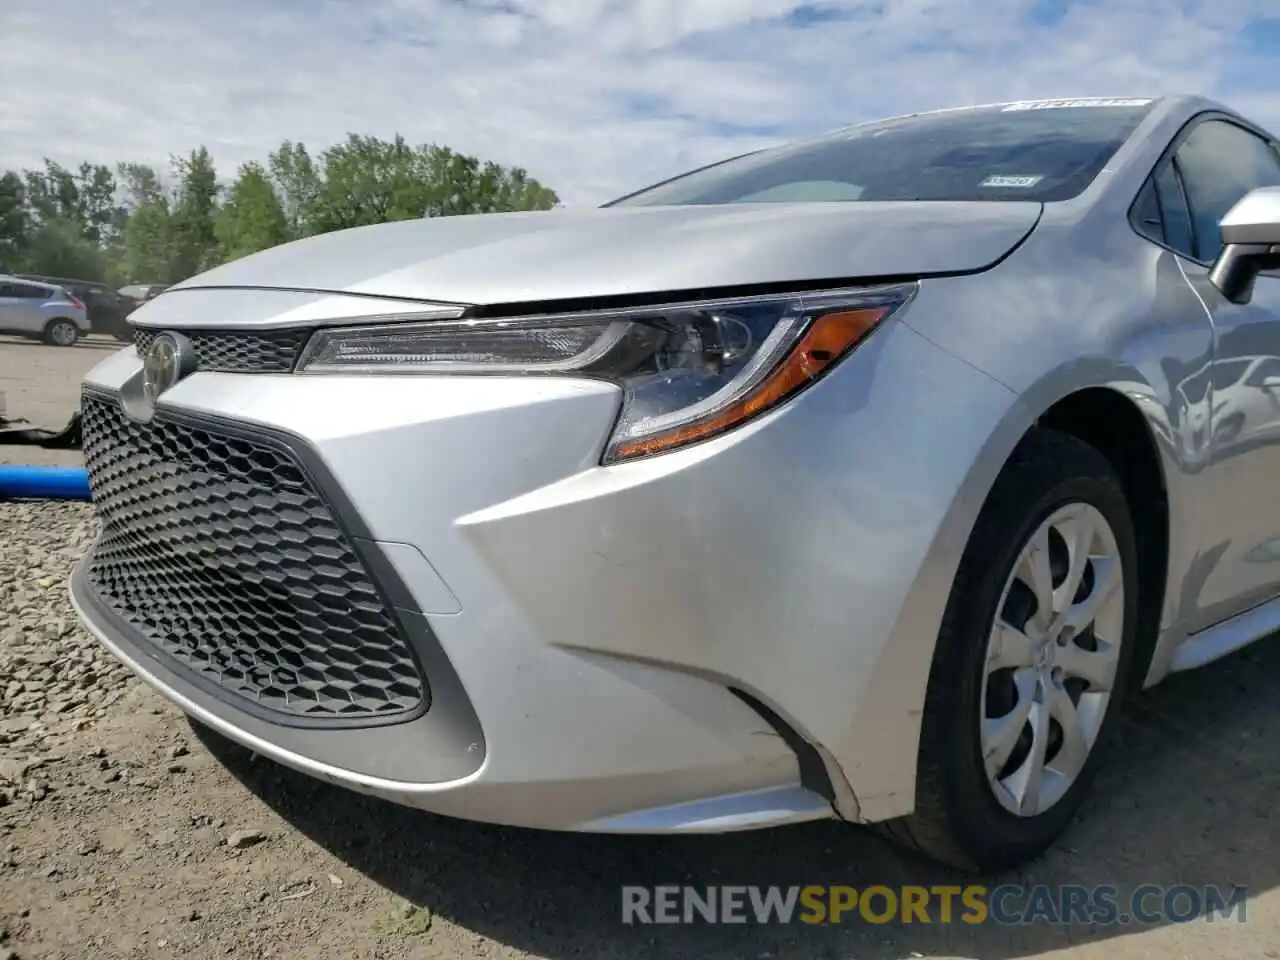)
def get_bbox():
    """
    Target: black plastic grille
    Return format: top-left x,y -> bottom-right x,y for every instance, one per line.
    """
134,327 -> 309,373
80,392 -> 427,723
